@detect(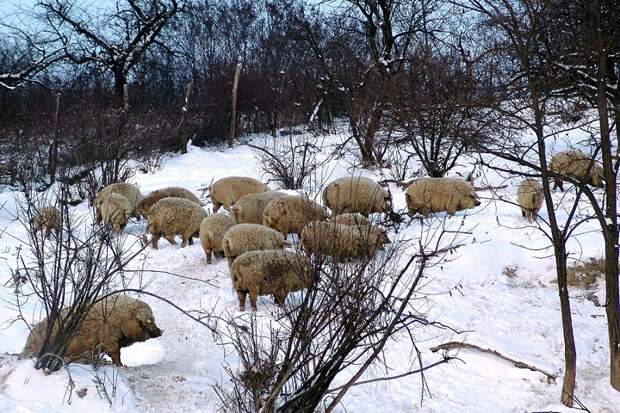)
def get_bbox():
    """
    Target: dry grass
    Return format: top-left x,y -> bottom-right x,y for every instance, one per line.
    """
502,265 -> 519,280
566,257 -> 605,289
504,258 -> 605,291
